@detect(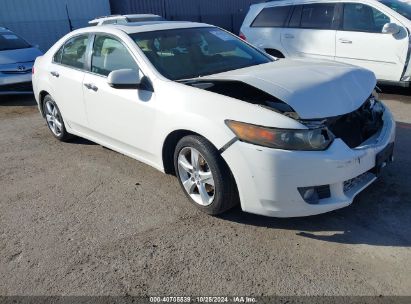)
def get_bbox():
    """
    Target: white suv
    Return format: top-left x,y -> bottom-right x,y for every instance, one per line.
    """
240,0 -> 411,86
